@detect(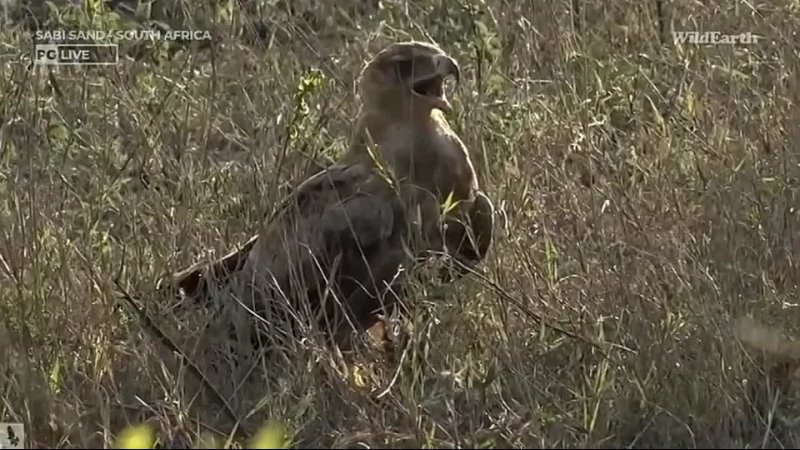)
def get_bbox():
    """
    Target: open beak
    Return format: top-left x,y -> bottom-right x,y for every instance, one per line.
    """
411,54 -> 460,113
433,54 -> 460,86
